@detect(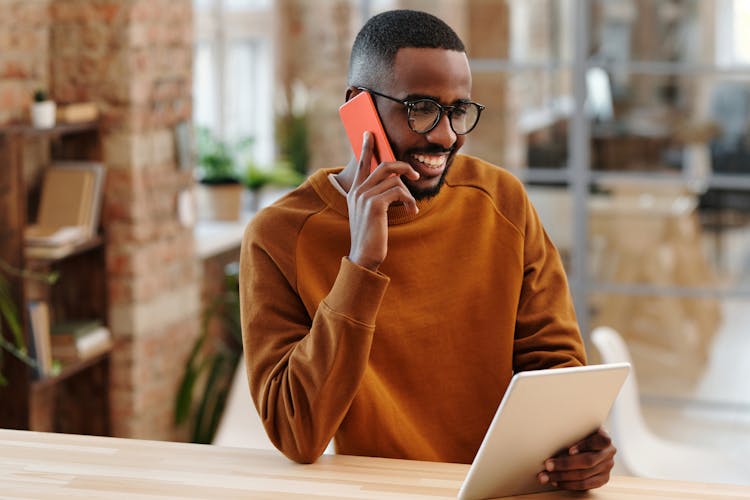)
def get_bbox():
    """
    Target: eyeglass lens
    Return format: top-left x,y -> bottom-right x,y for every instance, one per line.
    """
408,100 -> 480,135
